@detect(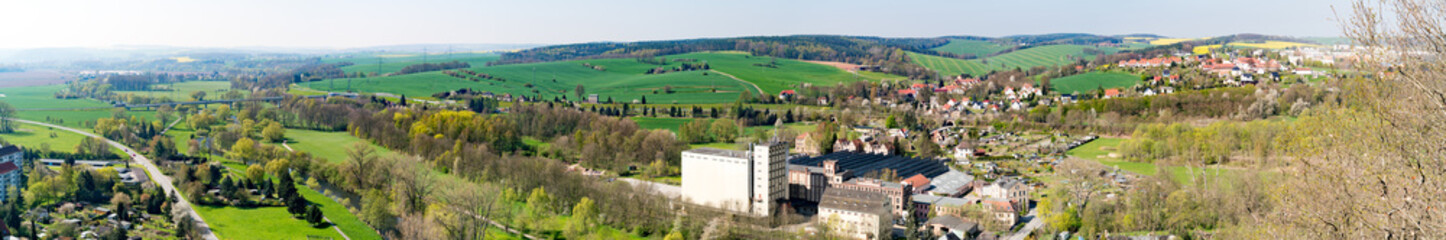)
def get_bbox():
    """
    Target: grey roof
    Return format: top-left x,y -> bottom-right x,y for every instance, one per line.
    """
928,170 -> 975,195
925,215 -> 978,234
790,152 -> 950,181
912,194 -> 975,207
684,148 -> 748,159
819,188 -> 891,214
0,145 -> 20,156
